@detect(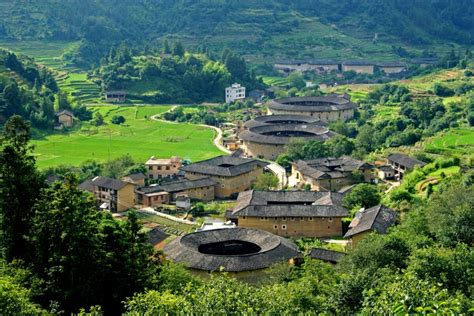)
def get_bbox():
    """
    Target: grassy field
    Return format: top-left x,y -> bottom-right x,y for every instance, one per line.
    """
415,165 -> 461,194
424,127 -> 474,156
31,105 -> 224,168
260,75 -> 292,87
